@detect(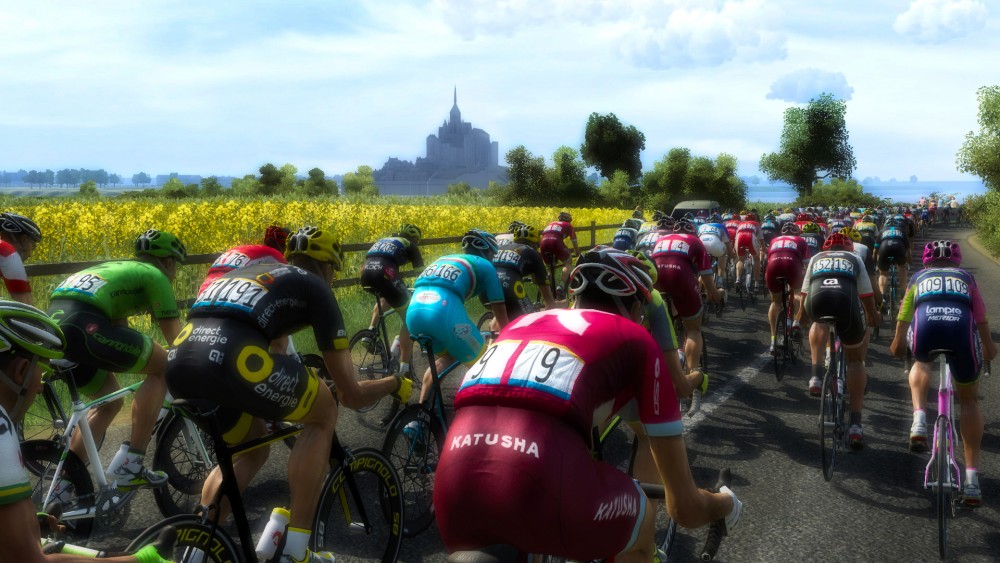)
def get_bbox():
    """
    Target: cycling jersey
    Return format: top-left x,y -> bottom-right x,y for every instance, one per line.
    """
724,220 -> 740,242
651,233 -> 712,320
361,236 -> 425,308
199,244 -> 286,295
637,220 -> 659,235
765,235 -> 810,293
493,243 -> 549,321
51,261 -> 180,320
735,221 -> 762,257
635,229 -> 668,256
407,255 -> 504,364
698,223 -> 729,259
875,227 -> 908,271
801,250 -> 873,347
540,221 -> 577,263
800,232 -> 825,254
899,267 -> 988,383
611,227 -> 638,251
0,240 -> 30,295
0,405 -> 30,506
